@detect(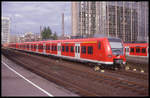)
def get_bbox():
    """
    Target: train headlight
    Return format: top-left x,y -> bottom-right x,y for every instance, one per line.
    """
107,54 -> 112,58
